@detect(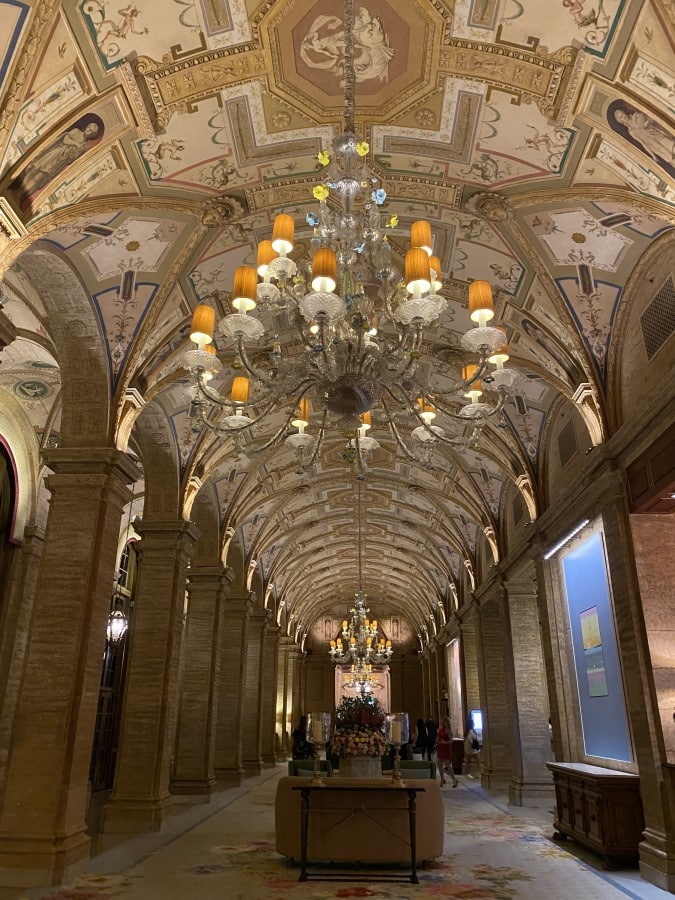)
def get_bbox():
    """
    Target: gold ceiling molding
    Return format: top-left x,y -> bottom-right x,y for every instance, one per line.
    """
0,0 -> 62,150
0,197 -> 204,278
131,46 -> 267,130
439,39 -> 578,119
509,185 -> 675,222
